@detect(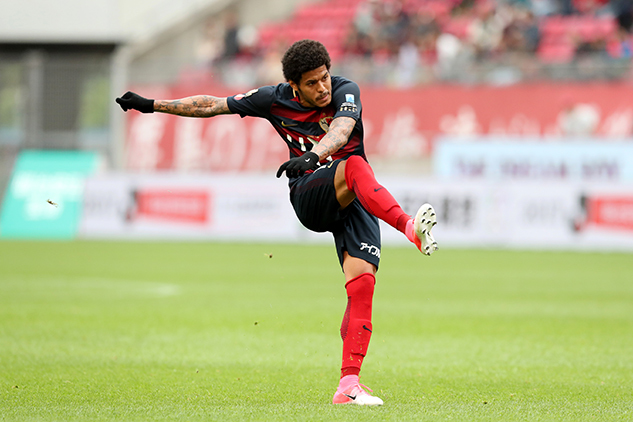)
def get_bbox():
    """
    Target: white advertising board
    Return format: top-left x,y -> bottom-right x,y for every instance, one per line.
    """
80,173 -> 633,251
434,138 -> 633,182
80,173 -> 299,240
378,178 -> 633,251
